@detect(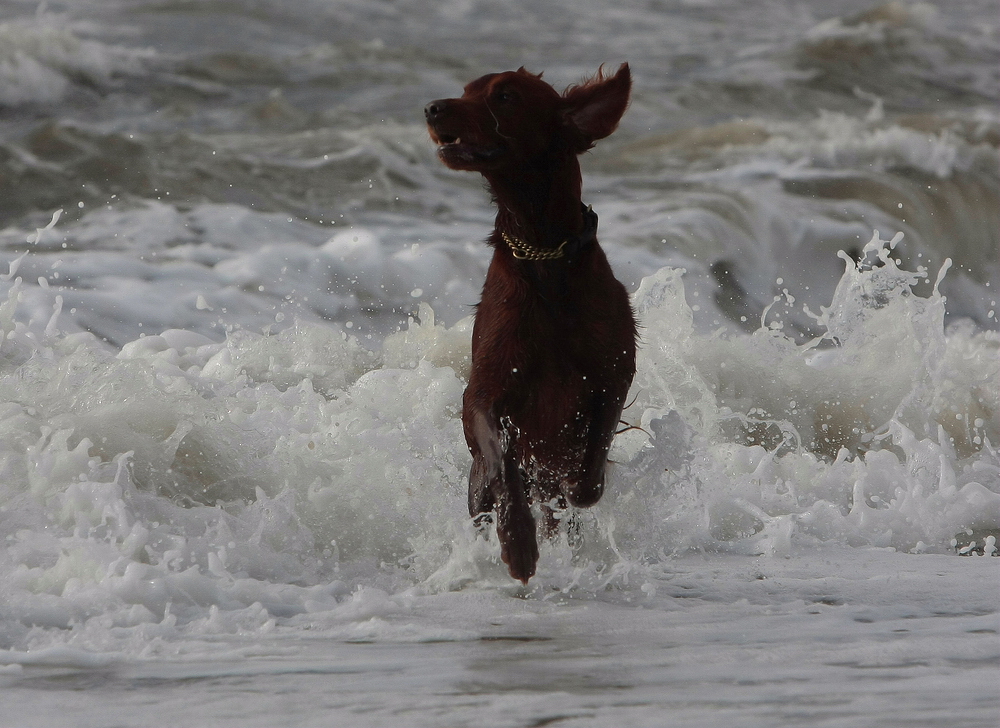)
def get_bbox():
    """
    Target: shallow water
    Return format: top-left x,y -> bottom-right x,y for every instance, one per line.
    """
0,0 -> 998,726
1,551 -> 996,728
